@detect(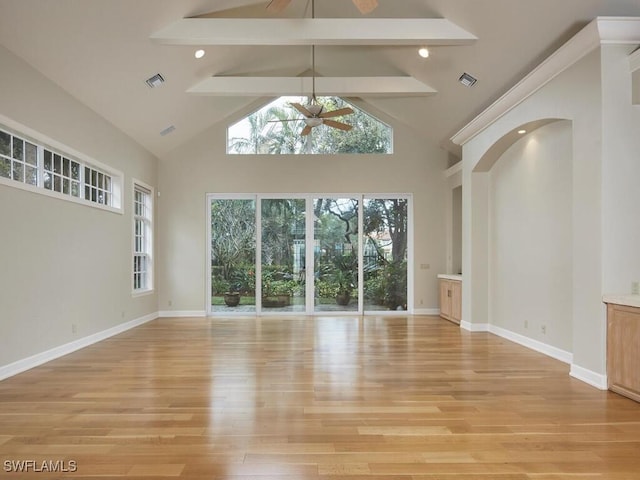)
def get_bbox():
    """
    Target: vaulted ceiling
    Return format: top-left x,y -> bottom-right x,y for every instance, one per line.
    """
1,0 -> 639,159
